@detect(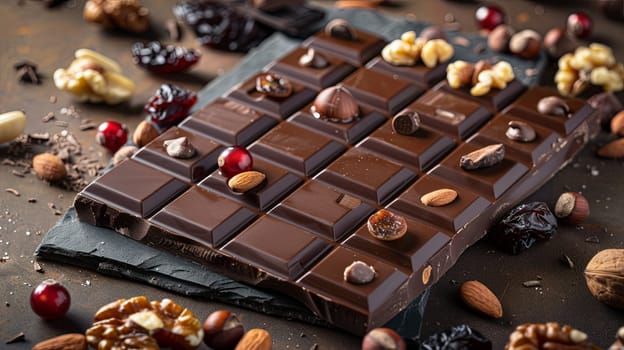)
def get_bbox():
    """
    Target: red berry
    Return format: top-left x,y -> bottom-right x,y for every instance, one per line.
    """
475,4 -> 506,31
566,12 -> 593,40
217,146 -> 253,179
96,121 -> 128,153
144,84 -> 197,128
30,279 -> 71,320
